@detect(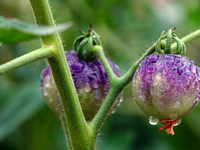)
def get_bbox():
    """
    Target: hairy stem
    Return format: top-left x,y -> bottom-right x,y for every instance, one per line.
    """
171,29 -> 200,50
0,47 -> 53,75
61,117 -> 72,150
30,0 -> 94,149
93,46 -> 119,82
120,43 -> 156,86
